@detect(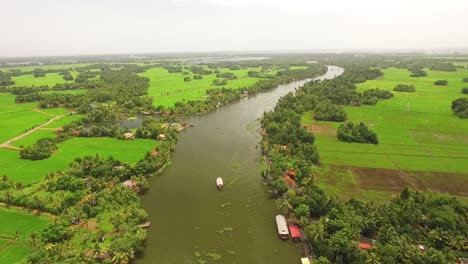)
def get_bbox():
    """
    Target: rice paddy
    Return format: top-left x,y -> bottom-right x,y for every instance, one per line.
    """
303,67 -> 468,201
